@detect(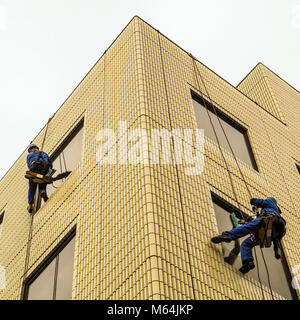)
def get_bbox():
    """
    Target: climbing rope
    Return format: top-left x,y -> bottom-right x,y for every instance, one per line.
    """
189,54 -> 274,300
190,55 -> 249,219
21,115 -> 54,298
158,30 -> 196,300
61,151 -> 67,173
